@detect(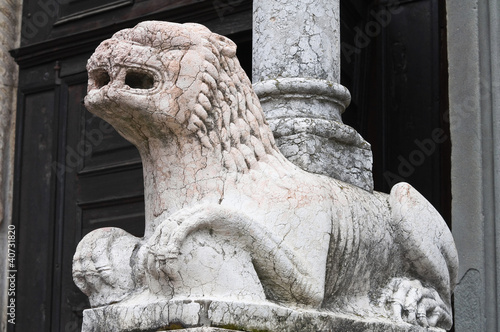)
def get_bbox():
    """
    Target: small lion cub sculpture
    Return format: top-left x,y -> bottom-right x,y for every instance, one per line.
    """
73,21 -> 458,331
